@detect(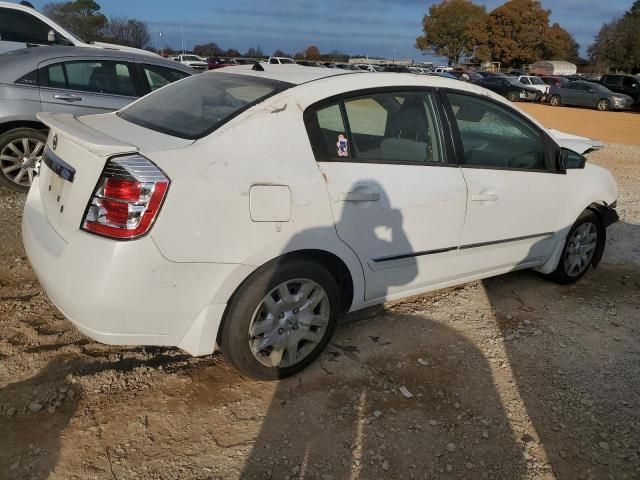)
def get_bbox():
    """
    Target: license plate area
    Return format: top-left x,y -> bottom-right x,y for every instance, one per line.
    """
40,147 -> 75,218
